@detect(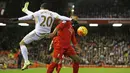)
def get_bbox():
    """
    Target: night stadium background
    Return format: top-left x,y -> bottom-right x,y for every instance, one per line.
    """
0,0 -> 130,73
